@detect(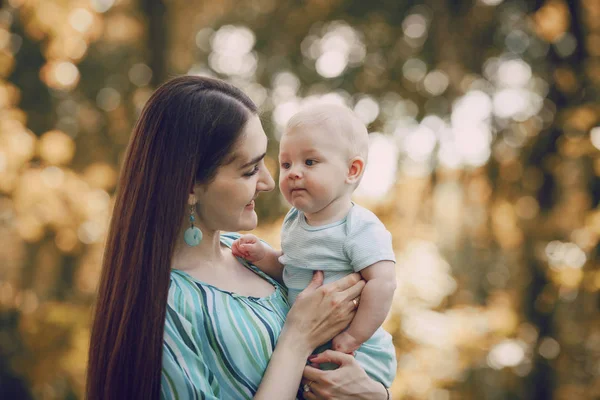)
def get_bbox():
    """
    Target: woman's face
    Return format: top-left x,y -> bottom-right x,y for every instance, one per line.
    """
194,114 -> 275,233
